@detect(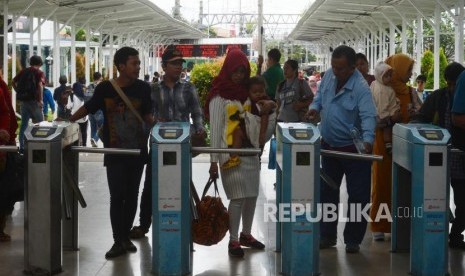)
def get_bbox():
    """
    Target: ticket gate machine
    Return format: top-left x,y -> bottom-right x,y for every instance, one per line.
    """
152,122 -> 192,275
392,123 -> 450,276
276,122 -> 320,276
24,122 -> 85,275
